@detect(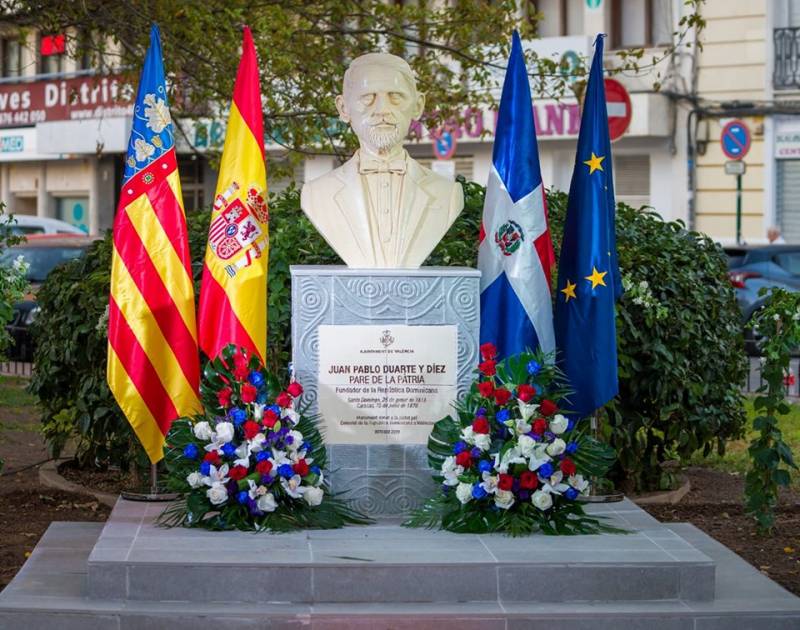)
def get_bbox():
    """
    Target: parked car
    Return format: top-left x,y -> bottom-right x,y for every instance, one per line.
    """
725,244 -> 800,354
1,234 -> 99,361
7,215 -> 86,236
